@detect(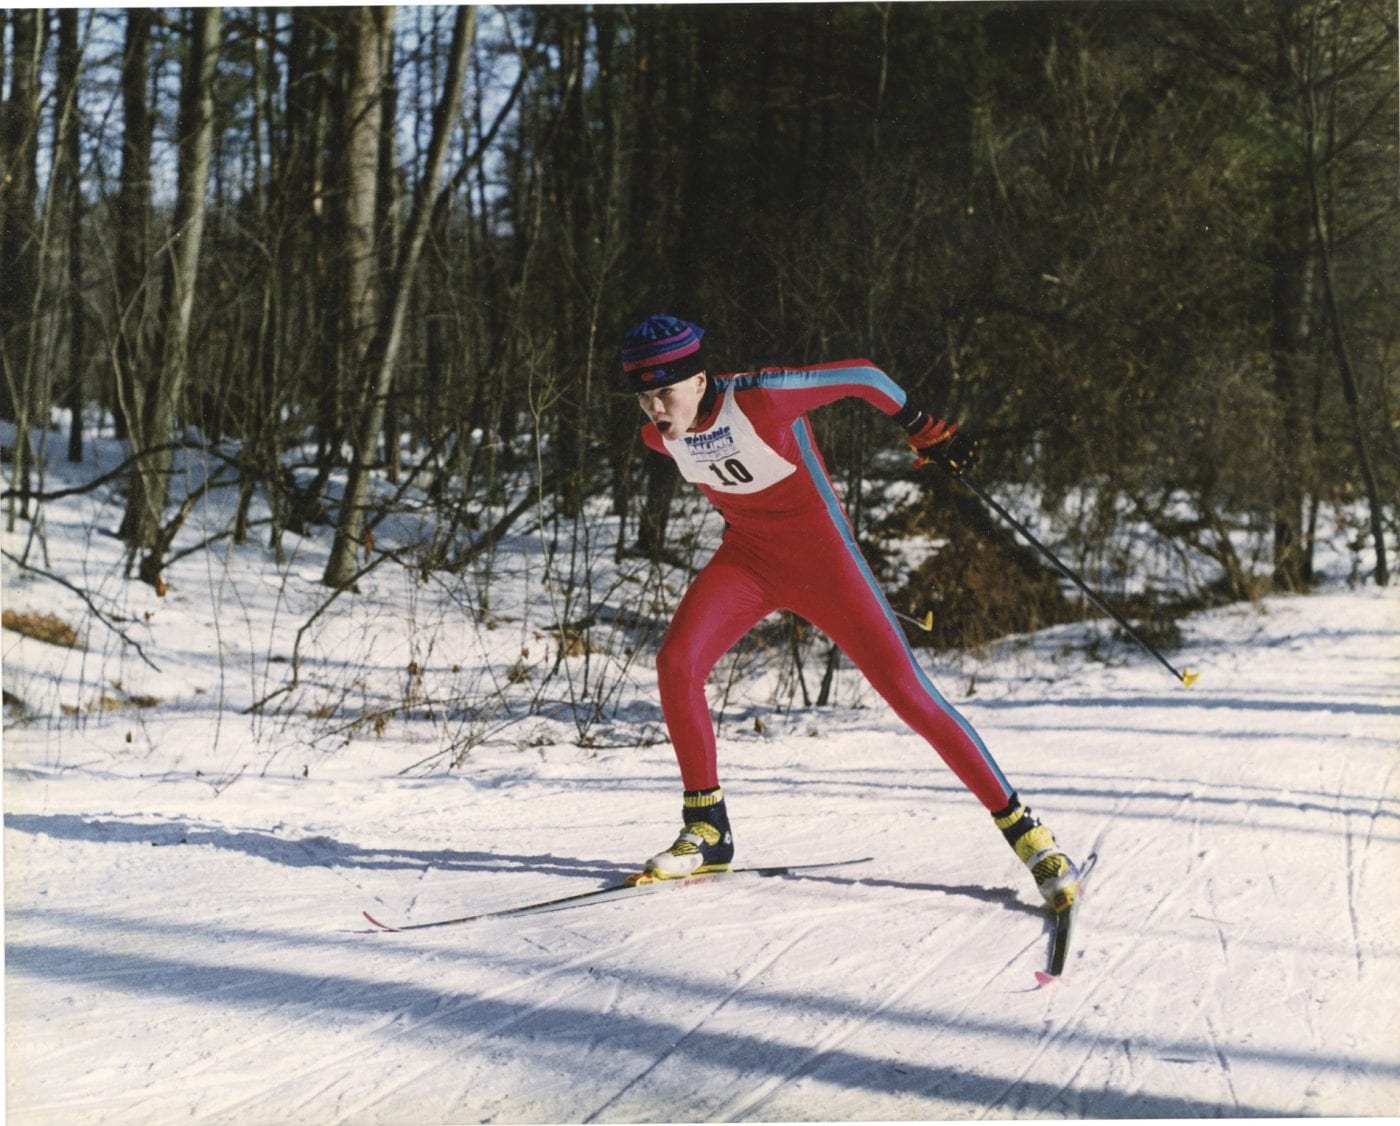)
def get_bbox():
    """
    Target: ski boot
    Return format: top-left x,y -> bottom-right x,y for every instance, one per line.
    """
993,794 -> 1081,912
628,787 -> 734,886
